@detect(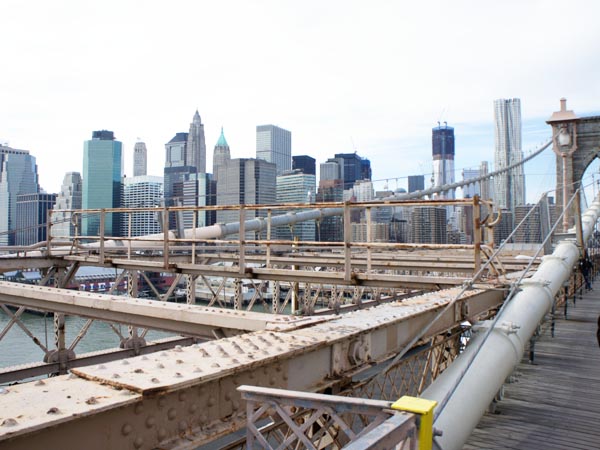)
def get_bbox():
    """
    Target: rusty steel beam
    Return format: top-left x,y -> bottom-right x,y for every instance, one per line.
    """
0,287 -> 503,450
0,337 -> 197,385
0,281 -> 326,339
0,257 -> 68,273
